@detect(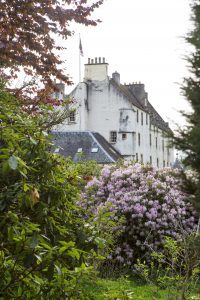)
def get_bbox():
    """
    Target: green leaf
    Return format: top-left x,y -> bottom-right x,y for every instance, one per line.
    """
23,183 -> 29,192
54,264 -> 62,275
67,249 -> 80,260
94,237 -> 106,249
29,234 -> 39,249
19,170 -> 28,179
30,137 -> 37,145
34,254 -> 42,263
8,155 -> 18,170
